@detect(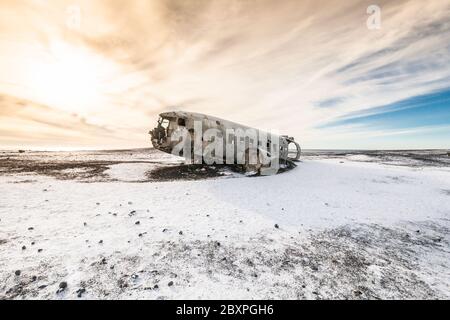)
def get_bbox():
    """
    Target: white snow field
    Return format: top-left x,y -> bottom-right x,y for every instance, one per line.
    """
0,149 -> 449,299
